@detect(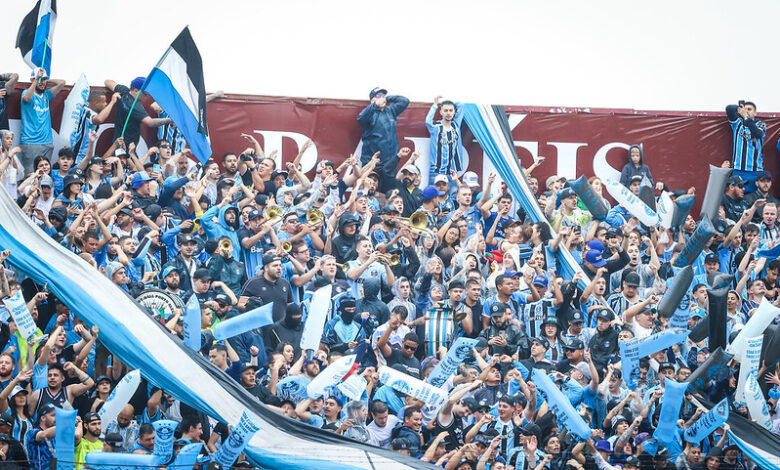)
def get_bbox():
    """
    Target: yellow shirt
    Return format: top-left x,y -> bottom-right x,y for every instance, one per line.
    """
74,437 -> 104,470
